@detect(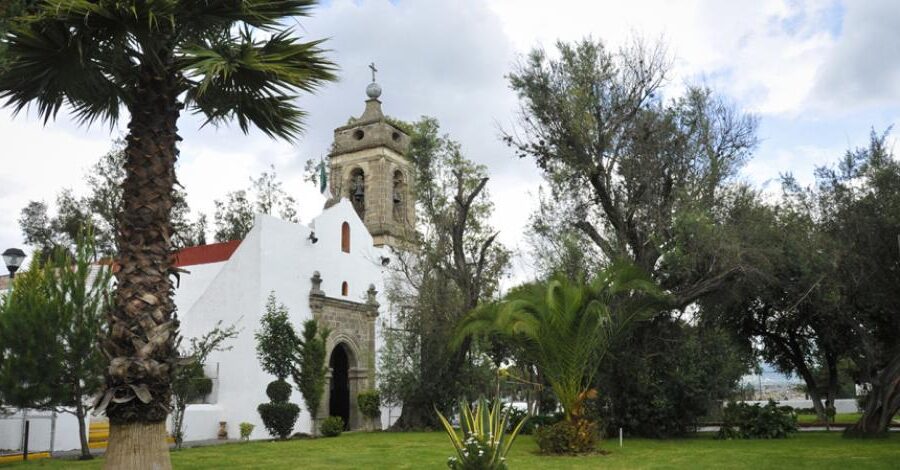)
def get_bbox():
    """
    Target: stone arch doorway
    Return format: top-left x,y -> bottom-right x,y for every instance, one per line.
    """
329,343 -> 353,430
